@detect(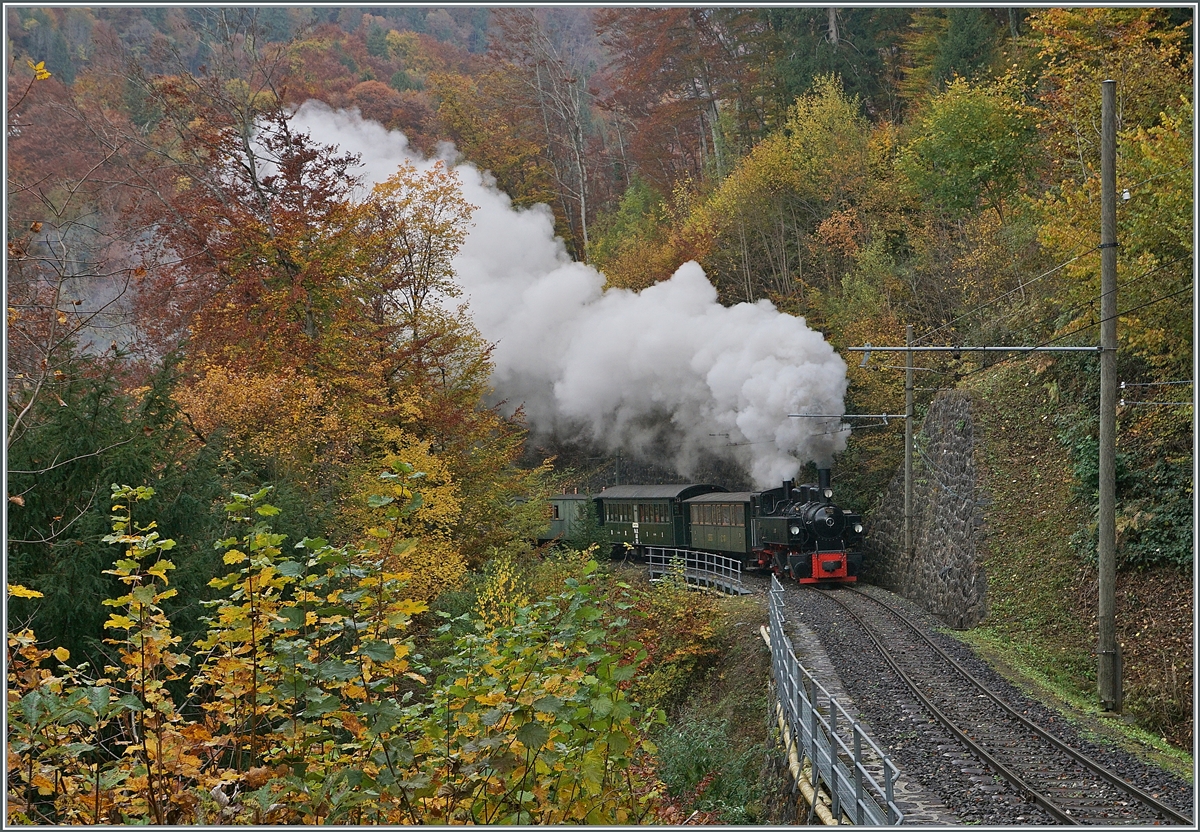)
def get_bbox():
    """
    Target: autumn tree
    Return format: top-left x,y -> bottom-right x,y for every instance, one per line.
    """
761,7 -> 912,123
694,74 -> 874,306
5,54 -> 251,662
429,69 -> 558,214
488,7 -> 605,259
595,8 -> 768,192
1028,8 -> 1192,477
7,487 -> 667,825
897,76 -> 1039,223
